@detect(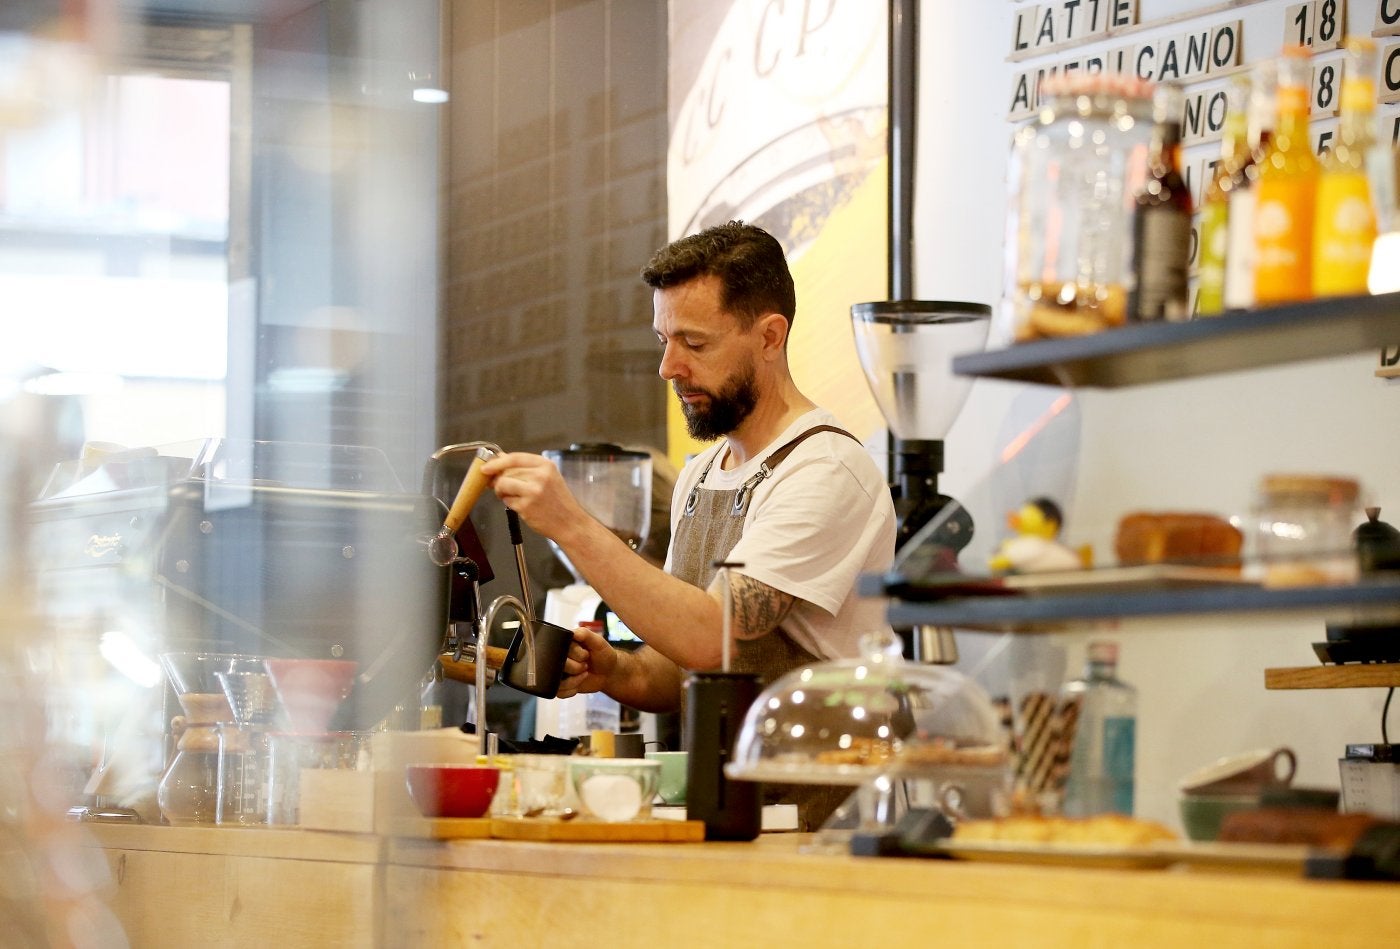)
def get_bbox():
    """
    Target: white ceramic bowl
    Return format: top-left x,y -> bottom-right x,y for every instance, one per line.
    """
569,758 -> 661,822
